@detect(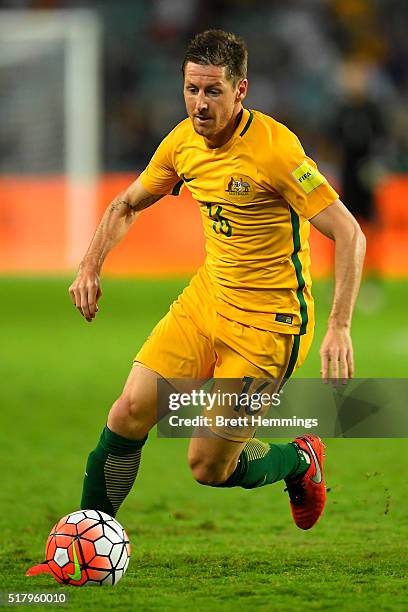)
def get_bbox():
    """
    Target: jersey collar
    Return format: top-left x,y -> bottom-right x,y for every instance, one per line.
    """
199,107 -> 254,153
239,108 -> 254,137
